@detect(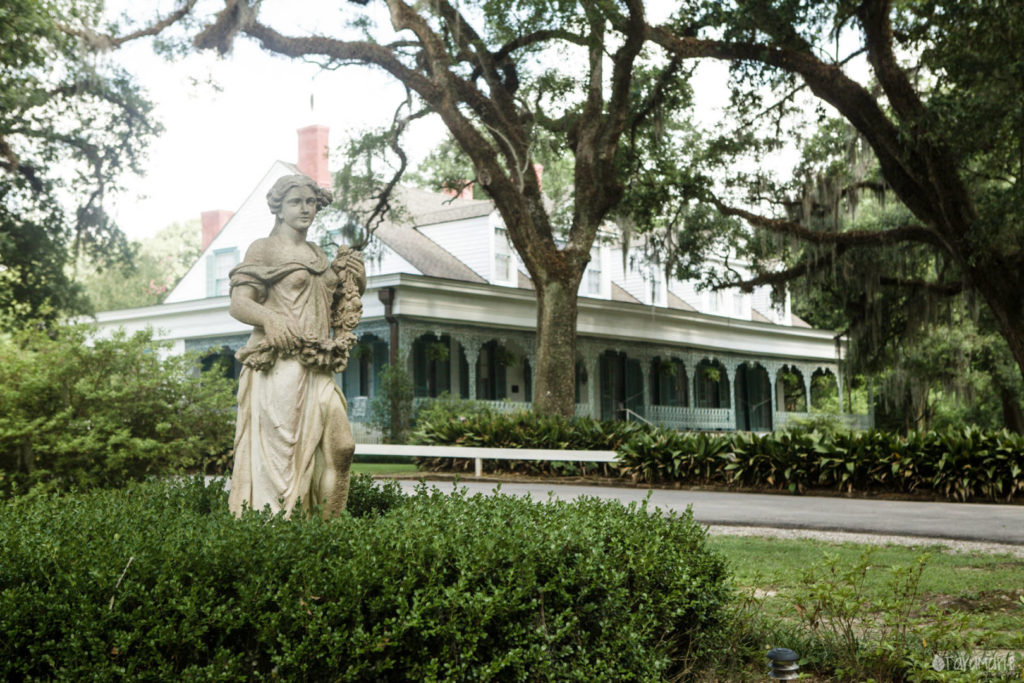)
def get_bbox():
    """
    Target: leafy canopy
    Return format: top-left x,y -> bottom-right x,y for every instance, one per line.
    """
0,0 -> 164,327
